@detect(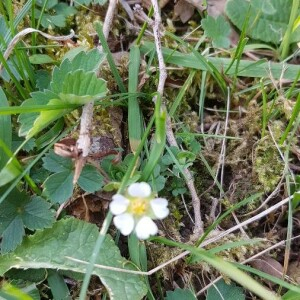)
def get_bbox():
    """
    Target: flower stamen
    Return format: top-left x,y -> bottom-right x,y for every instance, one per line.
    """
128,198 -> 149,216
